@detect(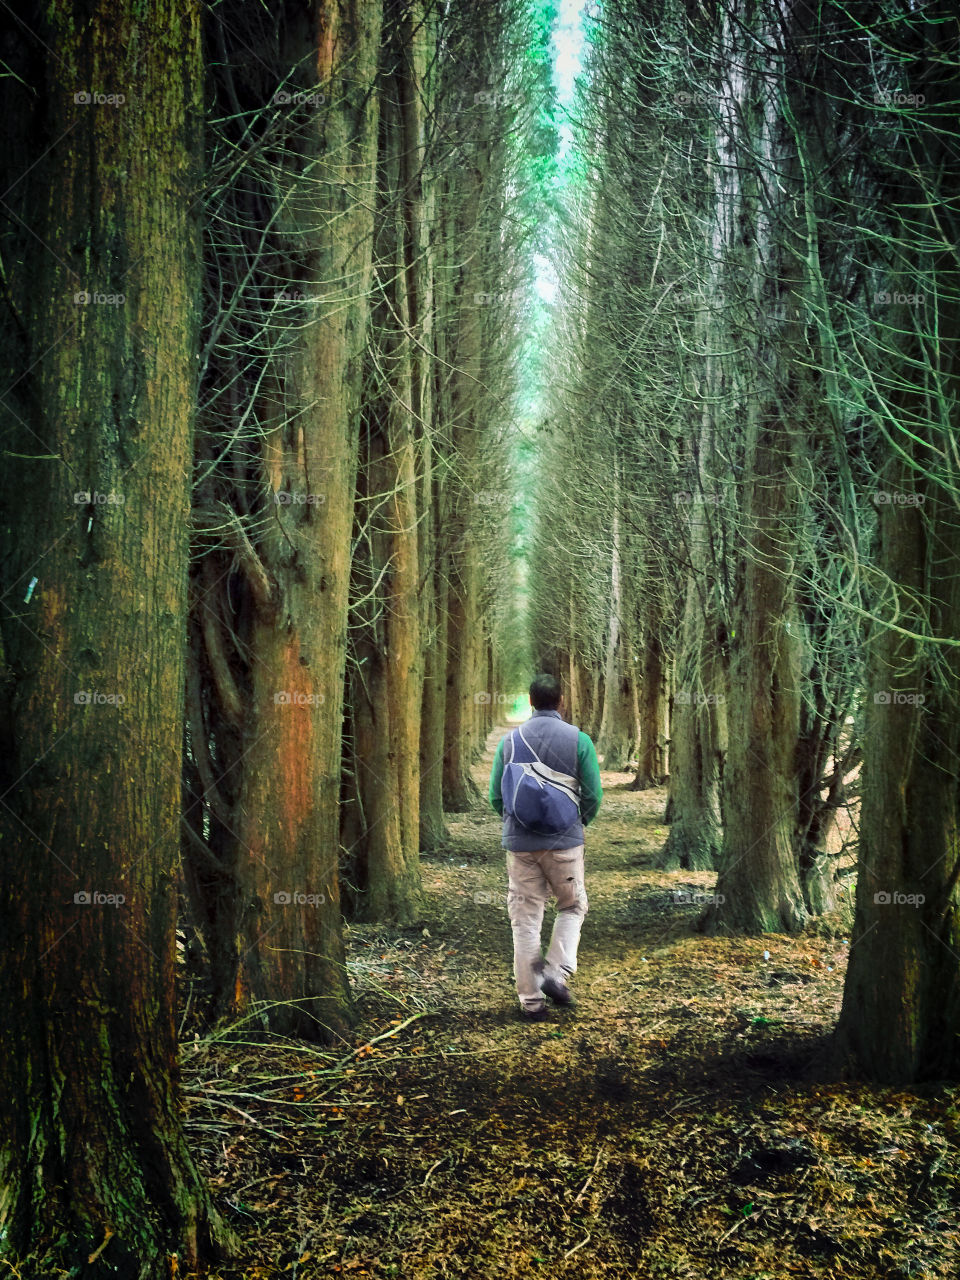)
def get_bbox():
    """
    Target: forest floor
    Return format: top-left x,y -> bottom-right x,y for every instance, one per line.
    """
187,727 -> 960,1280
